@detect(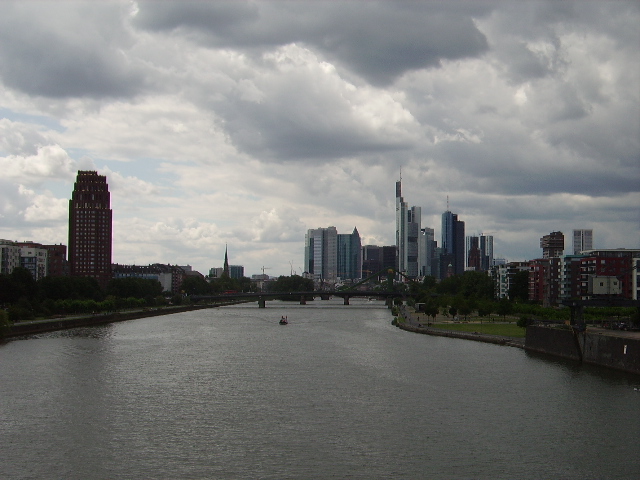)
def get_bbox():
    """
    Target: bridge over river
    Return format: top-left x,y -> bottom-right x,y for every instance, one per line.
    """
191,290 -> 404,307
